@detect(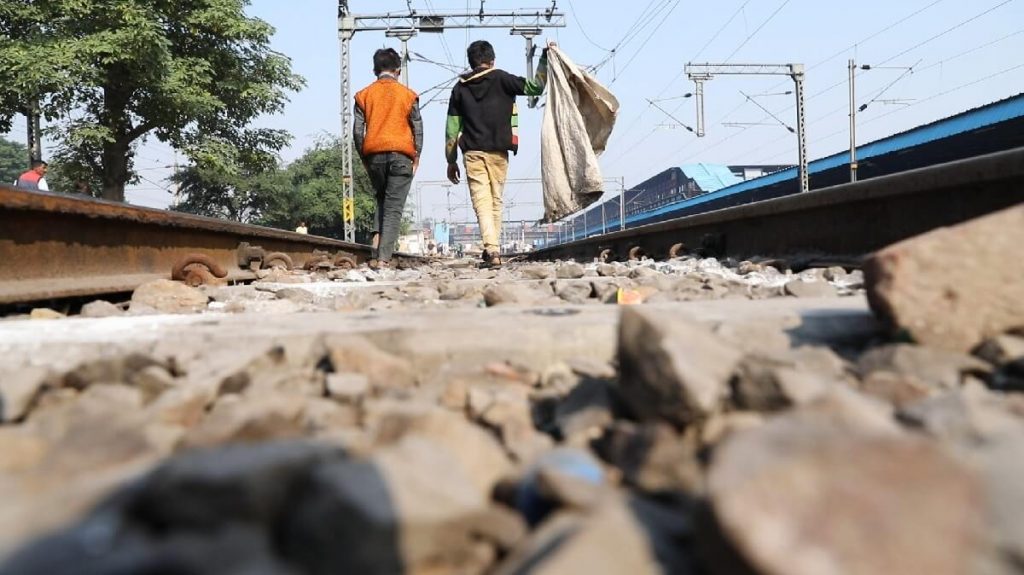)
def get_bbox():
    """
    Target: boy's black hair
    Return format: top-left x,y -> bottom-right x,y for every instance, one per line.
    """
466,40 -> 495,69
30,159 -> 47,168
373,48 -> 402,76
